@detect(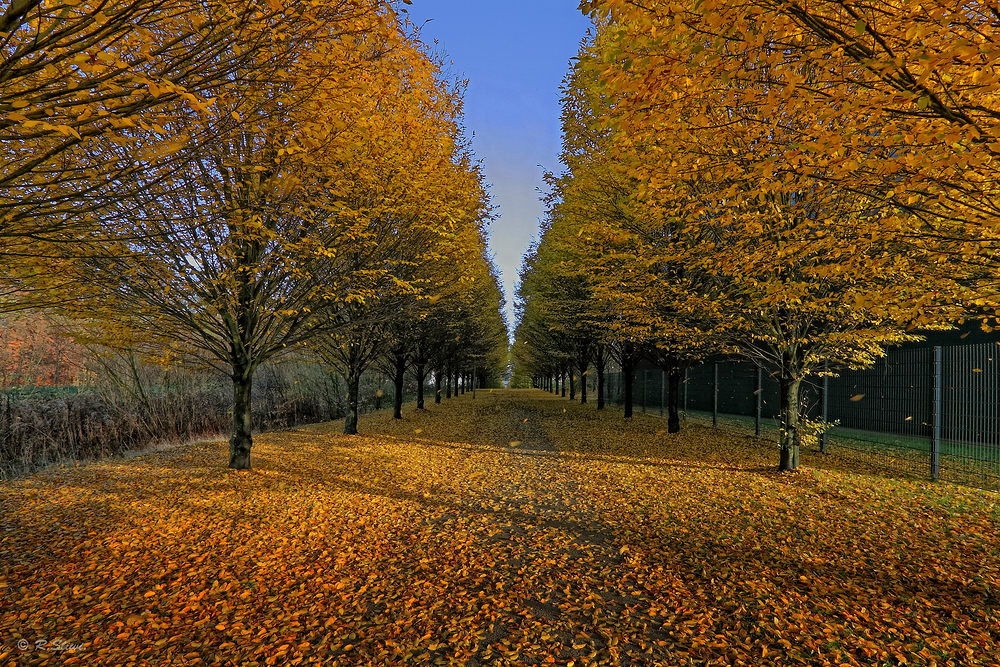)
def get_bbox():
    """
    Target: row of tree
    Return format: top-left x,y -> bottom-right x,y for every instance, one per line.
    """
515,0 -> 1000,470
2,0 -> 508,469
